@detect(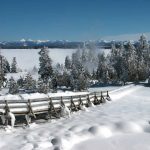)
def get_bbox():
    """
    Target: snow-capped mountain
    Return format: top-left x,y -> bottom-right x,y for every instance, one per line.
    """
0,38 -> 149,49
0,39 -> 84,49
